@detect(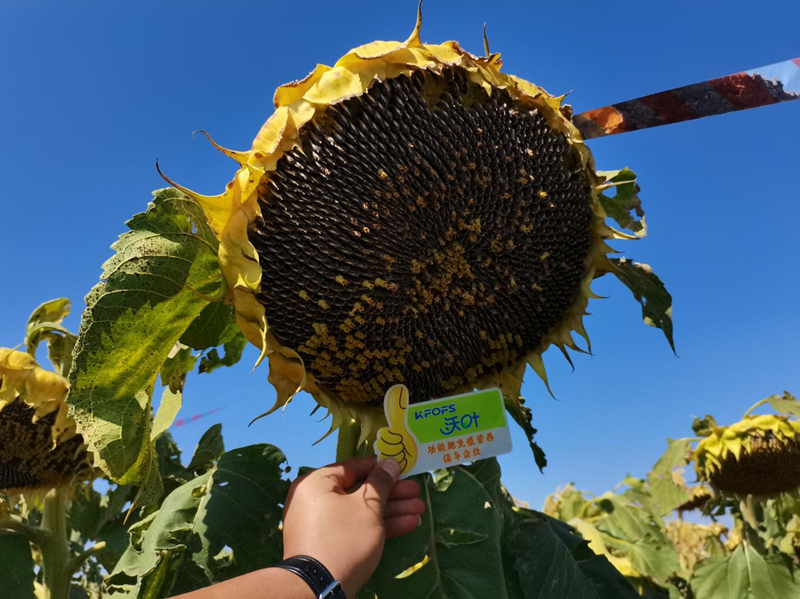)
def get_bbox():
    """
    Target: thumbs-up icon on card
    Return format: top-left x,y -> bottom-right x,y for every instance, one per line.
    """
375,384 -> 418,476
